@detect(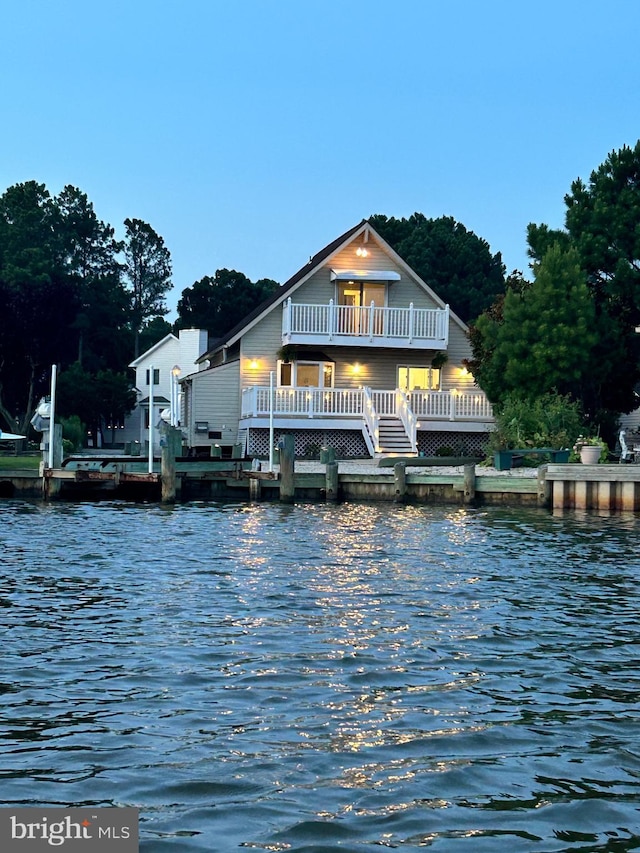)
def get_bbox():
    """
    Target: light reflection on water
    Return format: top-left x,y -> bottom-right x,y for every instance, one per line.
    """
1,500 -> 640,851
